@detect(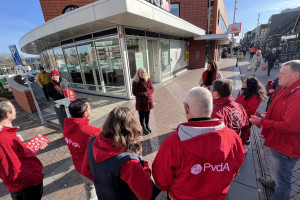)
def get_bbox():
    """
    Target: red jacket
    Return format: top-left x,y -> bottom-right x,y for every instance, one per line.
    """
152,120 -> 244,200
212,97 -> 250,144
63,118 -> 101,175
202,70 -> 217,86
0,126 -> 44,192
235,91 -> 261,117
132,78 -> 154,111
82,133 -> 153,200
260,79 -> 300,158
